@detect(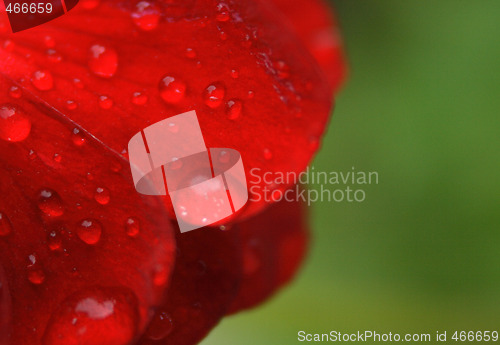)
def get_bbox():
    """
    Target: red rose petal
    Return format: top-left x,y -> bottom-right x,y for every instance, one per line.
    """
0,0 -> 334,221
0,75 -> 176,344
137,226 -> 241,345
268,0 -> 347,93
229,193 -> 309,313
